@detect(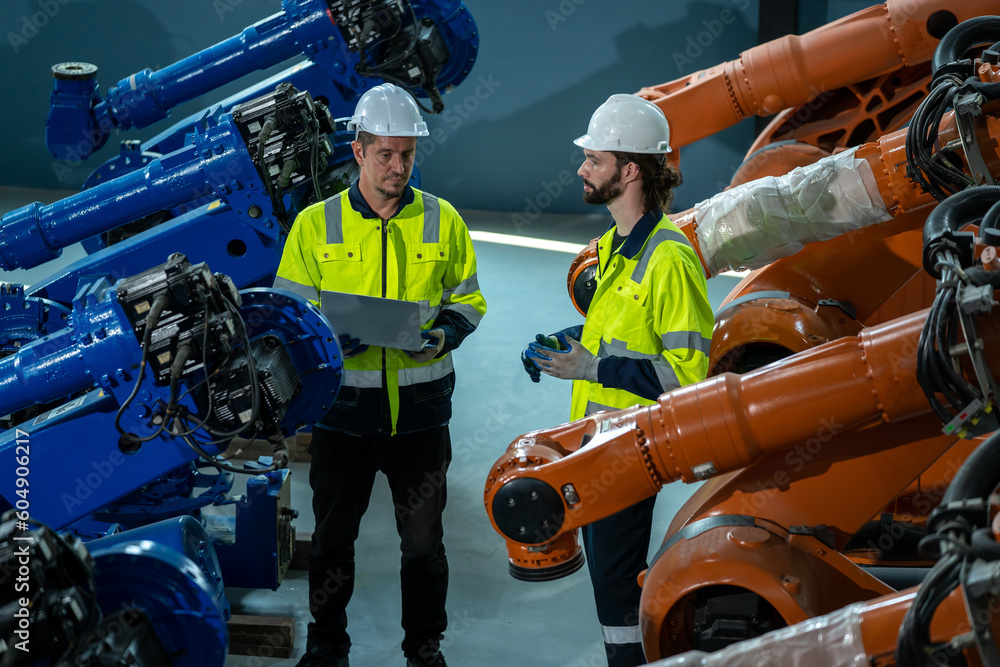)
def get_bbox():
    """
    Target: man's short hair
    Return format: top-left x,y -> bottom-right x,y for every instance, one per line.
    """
613,152 -> 682,214
356,130 -> 378,154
